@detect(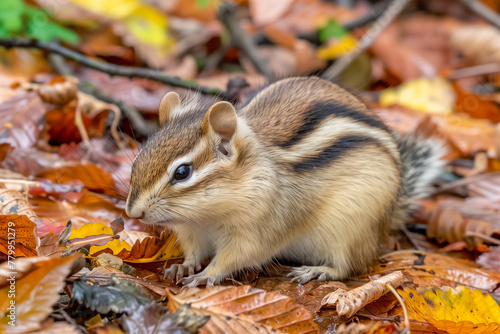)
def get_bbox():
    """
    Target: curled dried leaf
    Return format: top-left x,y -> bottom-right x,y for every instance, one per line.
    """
320,271 -> 411,317
427,208 -> 500,250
